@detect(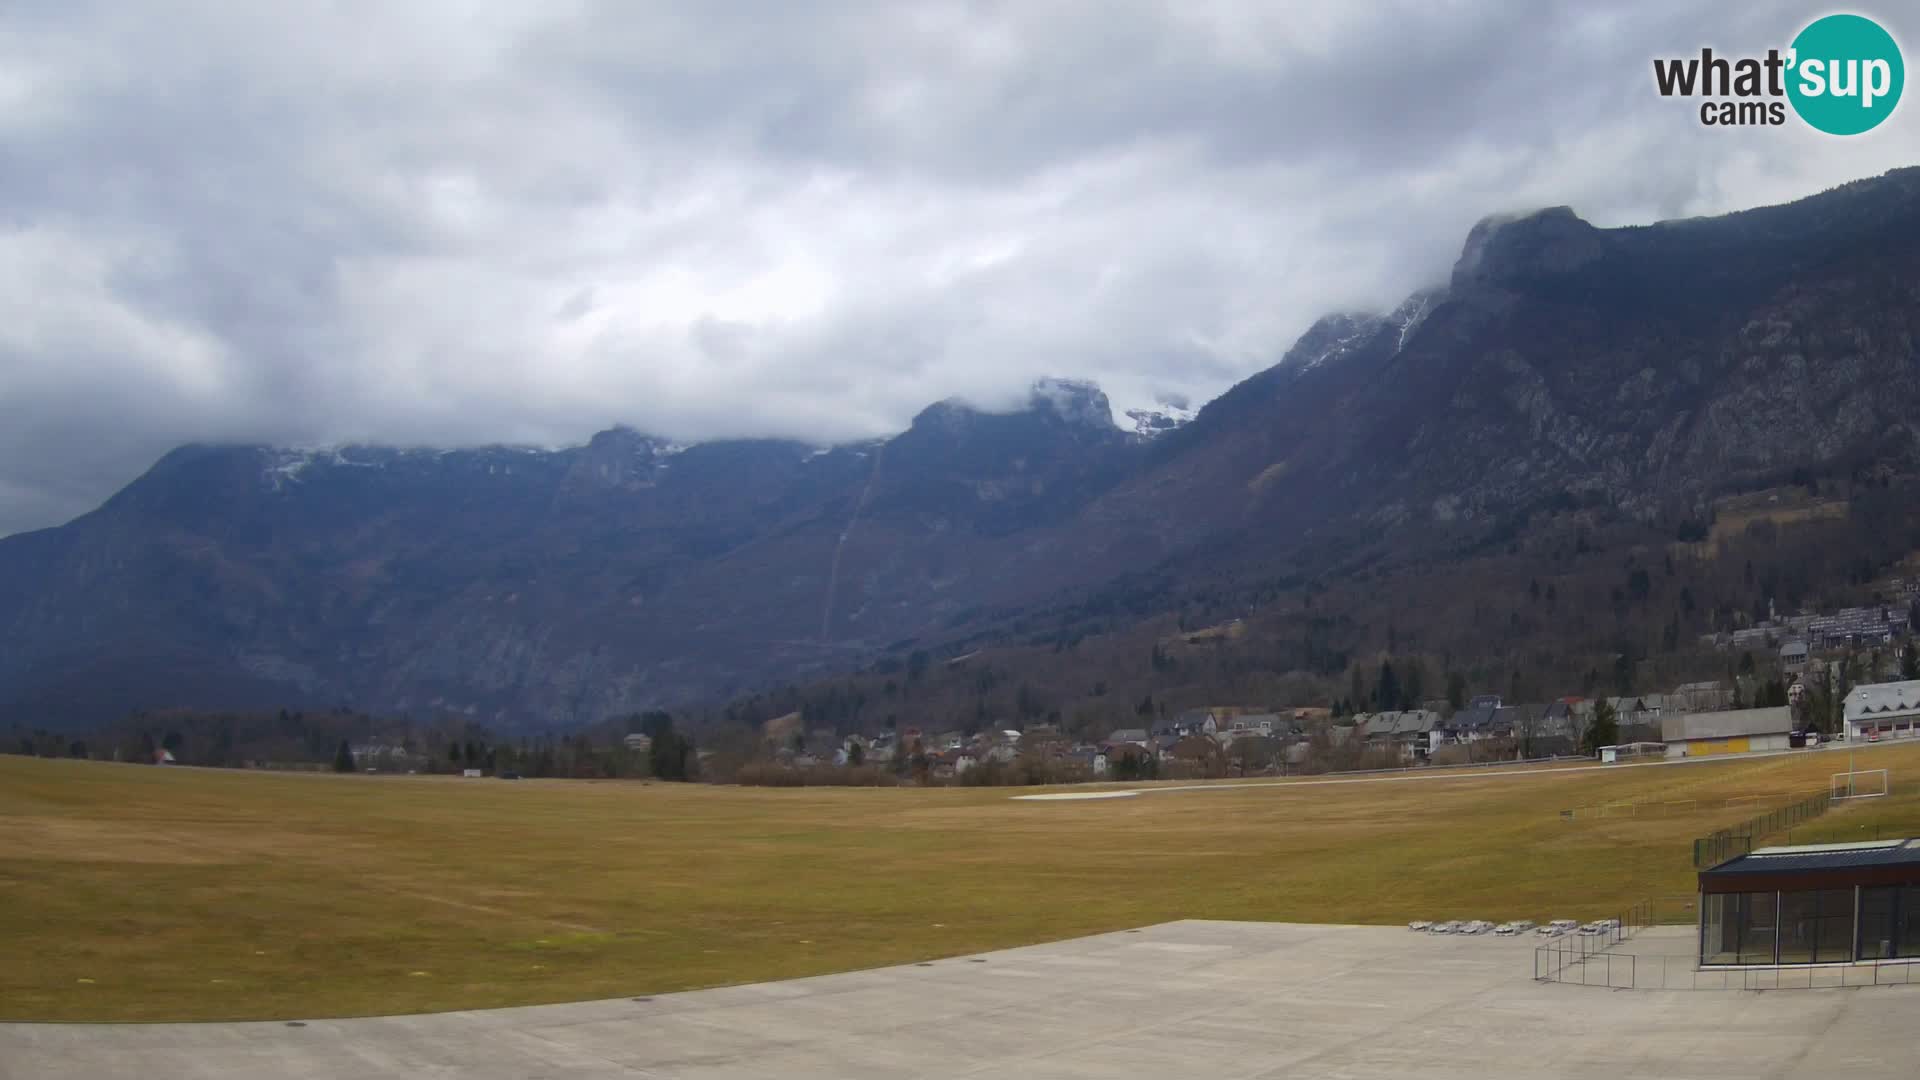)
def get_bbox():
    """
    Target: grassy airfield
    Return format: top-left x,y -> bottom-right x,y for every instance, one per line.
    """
5,743 -> 1920,1021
